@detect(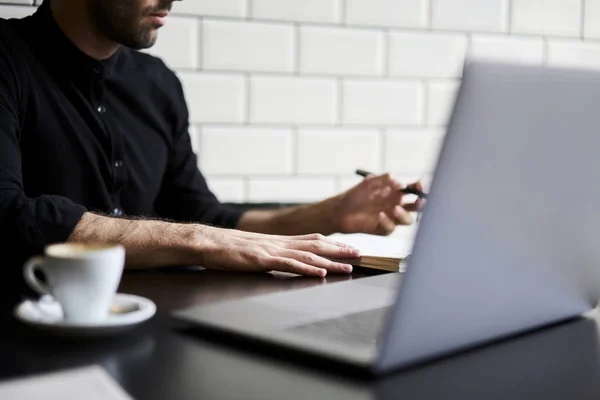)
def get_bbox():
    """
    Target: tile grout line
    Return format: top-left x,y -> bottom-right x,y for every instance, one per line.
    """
245,0 -> 252,20
426,0 -> 433,30
581,0 -> 586,39
506,0 -> 512,34
190,14 -> 600,43
338,0 -> 346,26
